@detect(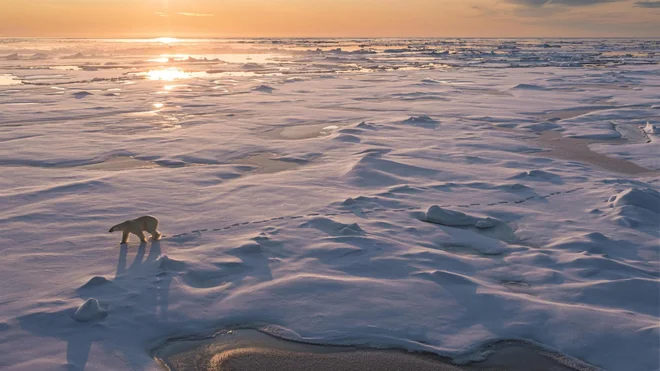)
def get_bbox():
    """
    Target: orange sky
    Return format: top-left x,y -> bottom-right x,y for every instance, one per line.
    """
0,0 -> 658,38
